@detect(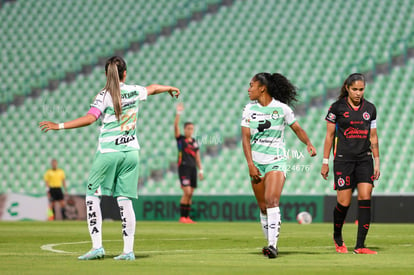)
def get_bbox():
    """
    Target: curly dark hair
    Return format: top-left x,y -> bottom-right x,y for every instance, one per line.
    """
253,72 -> 298,106
339,73 -> 366,99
